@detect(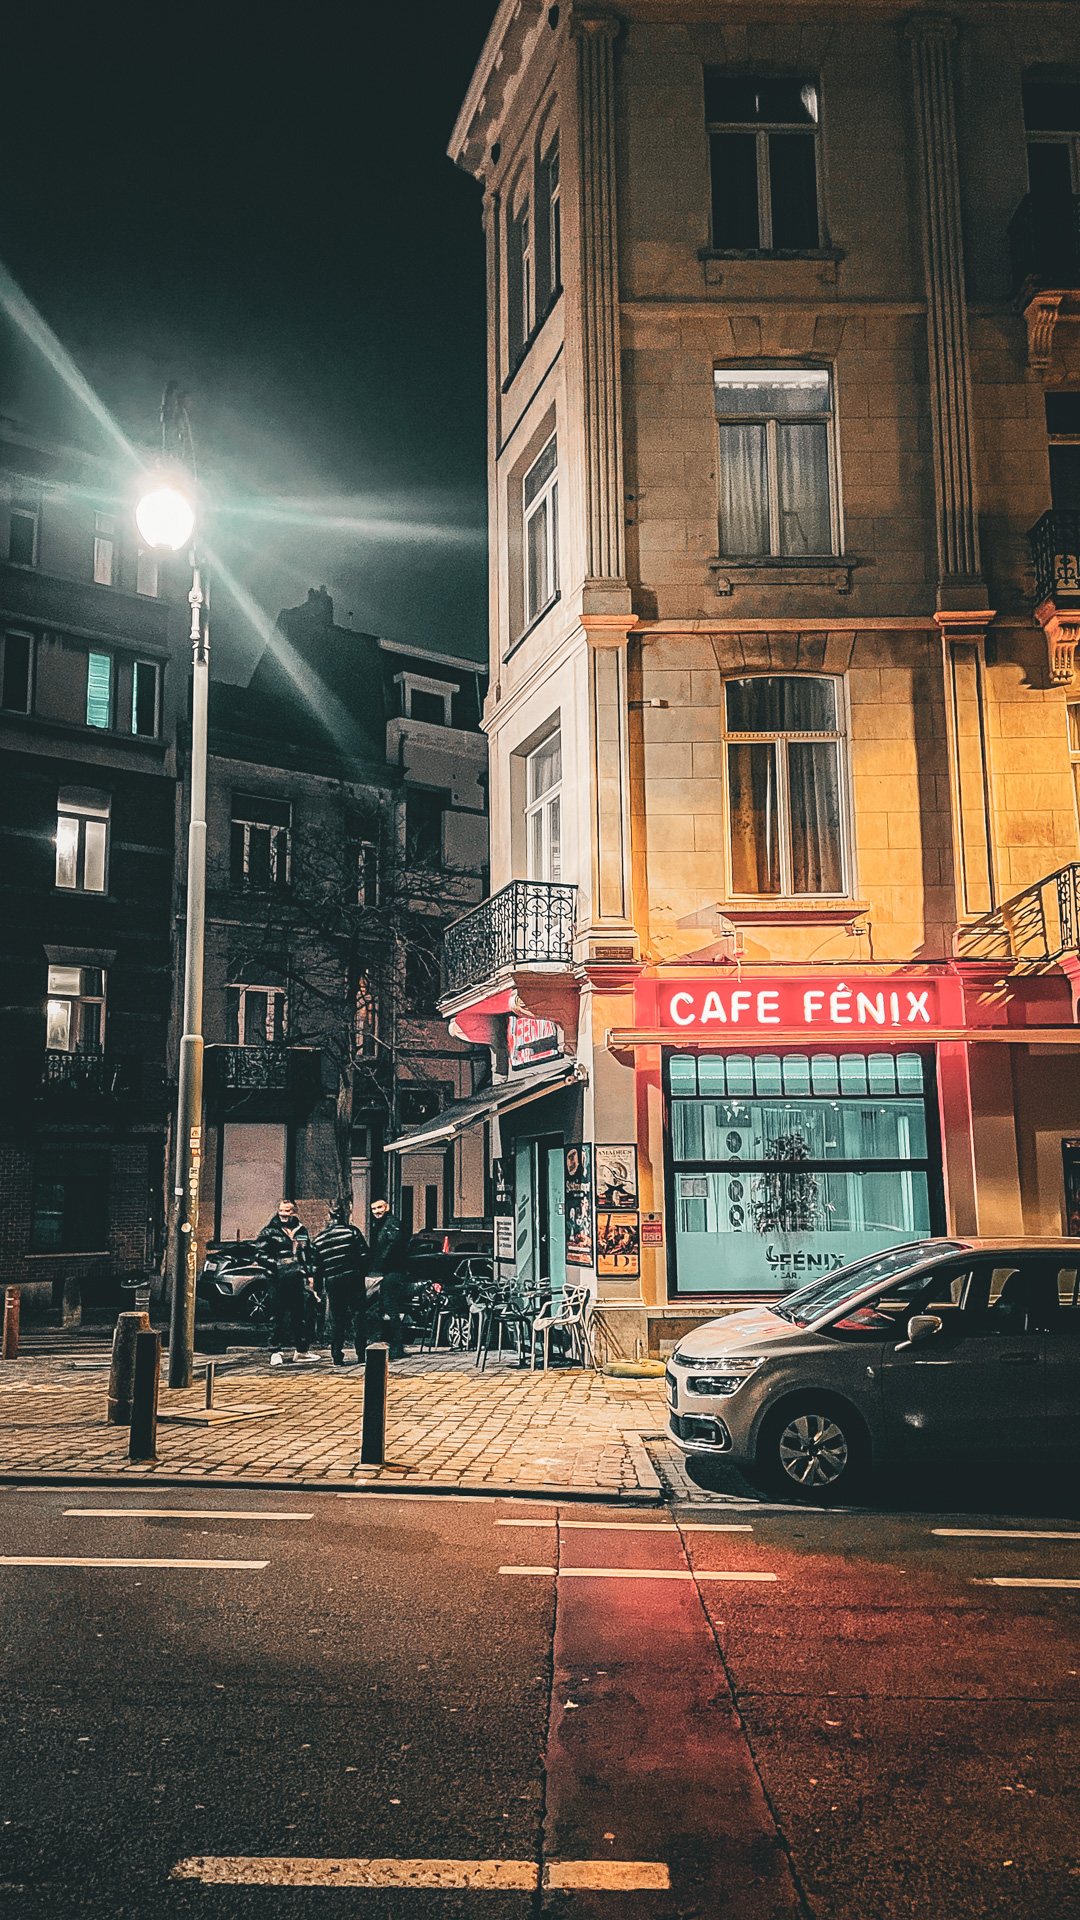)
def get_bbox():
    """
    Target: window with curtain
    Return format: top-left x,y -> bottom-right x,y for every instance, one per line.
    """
55,788 -> 110,893
526,731 -> 562,882
725,675 -> 847,896
46,964 -> 106,1054
714,366 -> 836,558
524,436 -> 559,624
705,75 -> 820,251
